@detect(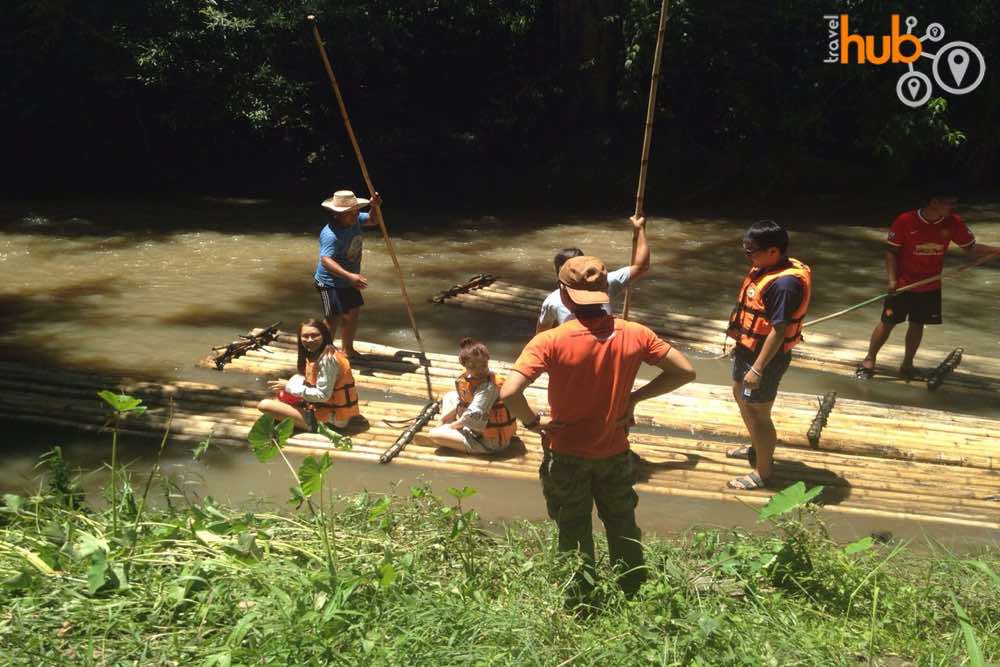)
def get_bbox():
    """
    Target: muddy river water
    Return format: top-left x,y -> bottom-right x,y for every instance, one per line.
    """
2,195 -> 998,539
